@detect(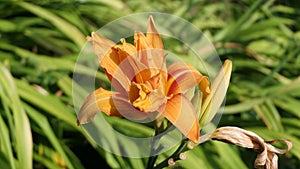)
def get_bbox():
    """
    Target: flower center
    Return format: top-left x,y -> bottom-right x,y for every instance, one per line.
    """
128,73 -> 166,112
